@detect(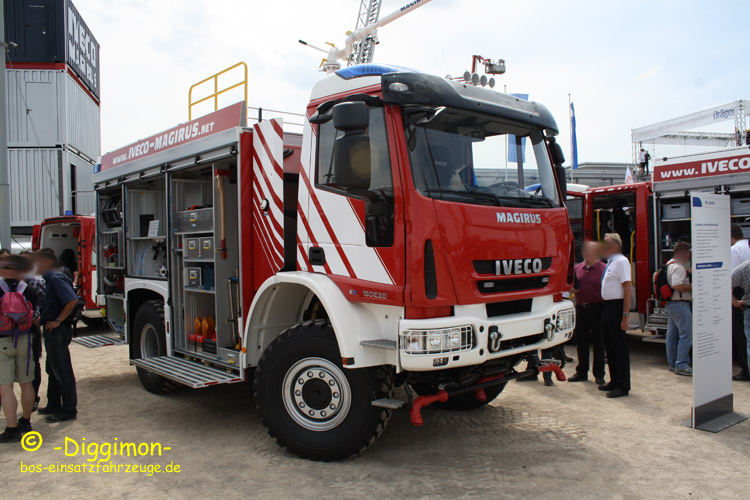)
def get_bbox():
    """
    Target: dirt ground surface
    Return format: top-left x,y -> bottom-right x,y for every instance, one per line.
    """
1,325 -> 749,499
